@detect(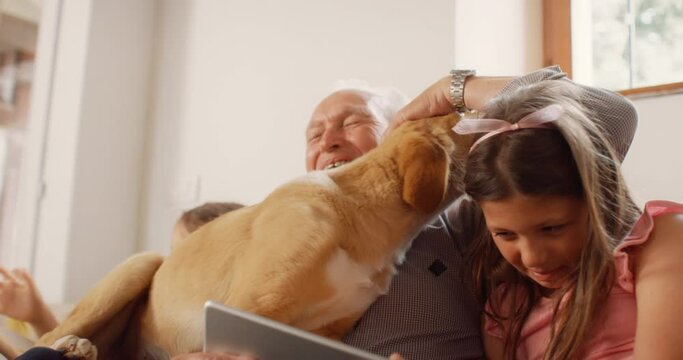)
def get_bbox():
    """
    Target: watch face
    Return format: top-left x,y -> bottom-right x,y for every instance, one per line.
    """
451,69 -> 476,77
